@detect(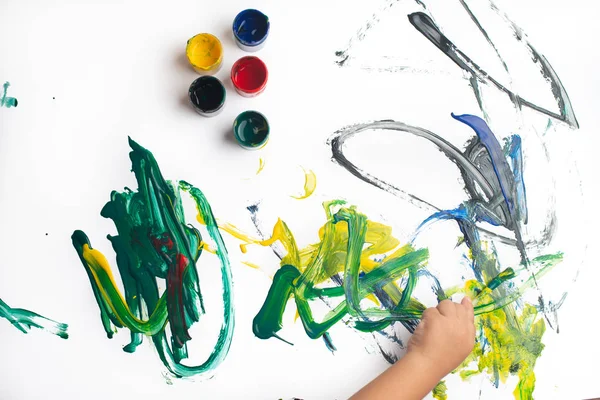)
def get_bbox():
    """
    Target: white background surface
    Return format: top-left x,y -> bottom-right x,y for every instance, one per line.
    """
1,0 -> 599,399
